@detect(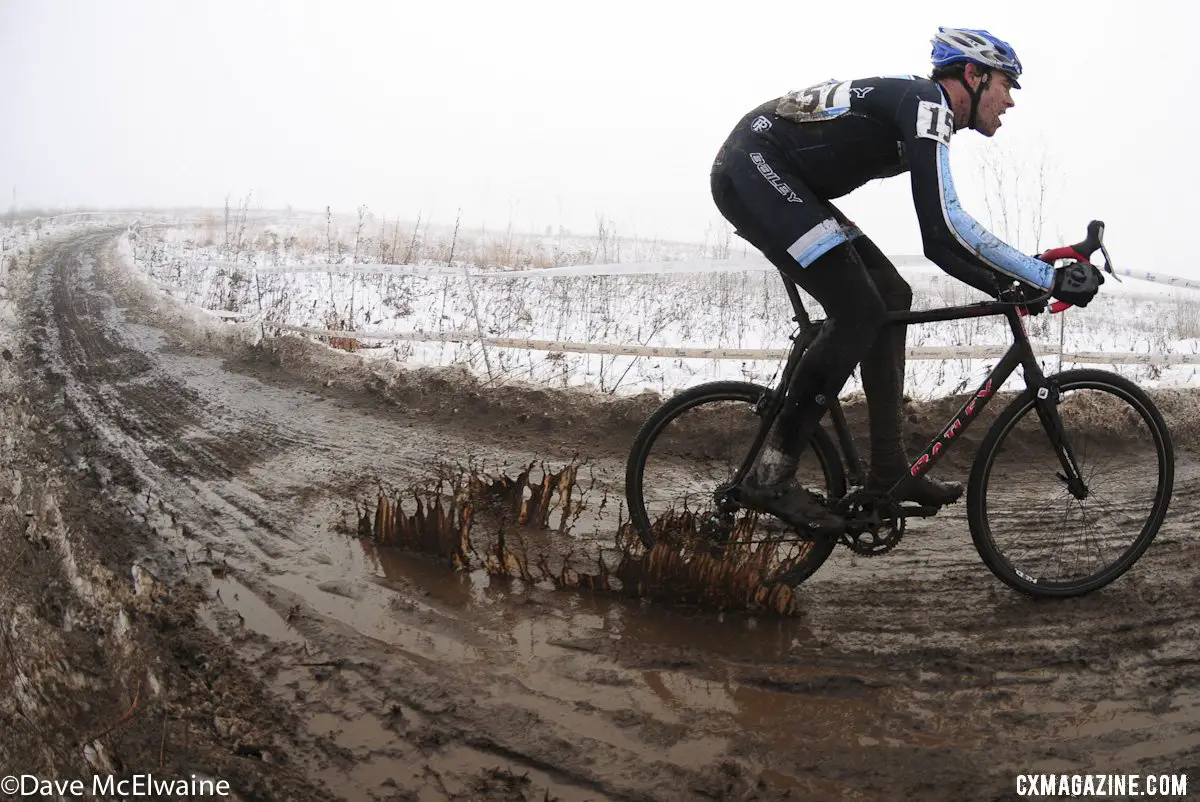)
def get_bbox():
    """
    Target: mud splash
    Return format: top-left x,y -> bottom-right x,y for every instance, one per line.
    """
359,460 -> 805,616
